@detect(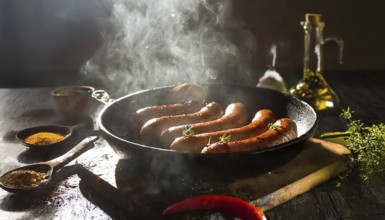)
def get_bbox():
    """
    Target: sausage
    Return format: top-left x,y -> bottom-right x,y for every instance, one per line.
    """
166,83 -> 207,106
140,102 -> 223,146
201,118 -> 297,154
128,101 -> 202,130
170,109 -> 276,153
160,103 -> 248,147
